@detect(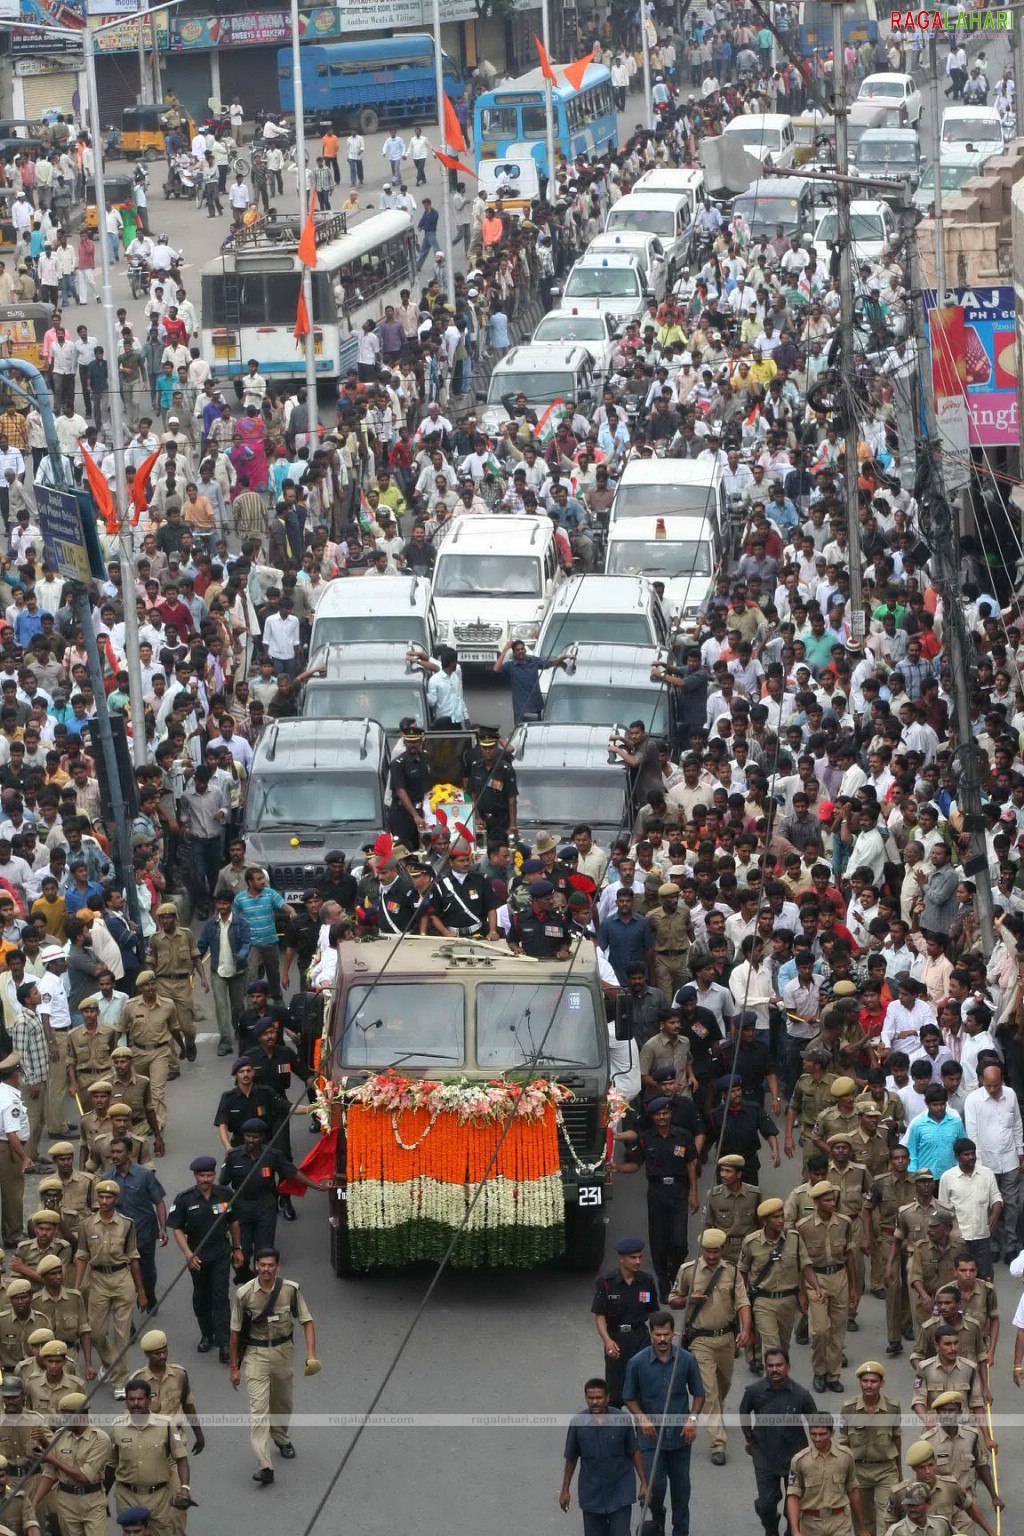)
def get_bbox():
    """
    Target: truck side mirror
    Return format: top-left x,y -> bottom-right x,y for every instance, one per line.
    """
614,994 -> 632,1042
